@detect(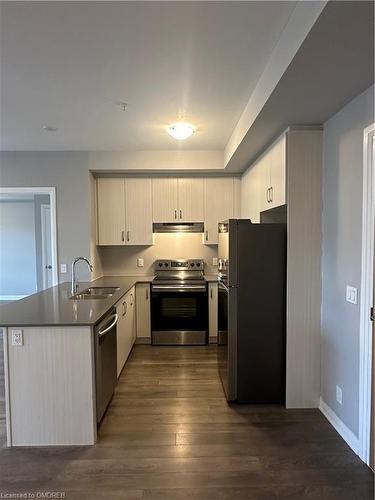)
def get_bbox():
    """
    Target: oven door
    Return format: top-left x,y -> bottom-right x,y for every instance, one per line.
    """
151,285 -> 208,345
